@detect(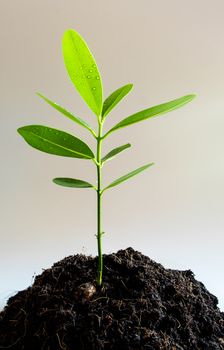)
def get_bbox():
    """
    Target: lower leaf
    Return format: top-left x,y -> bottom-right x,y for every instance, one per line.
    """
53,178 -> 95,189
103,162 -> 154,191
